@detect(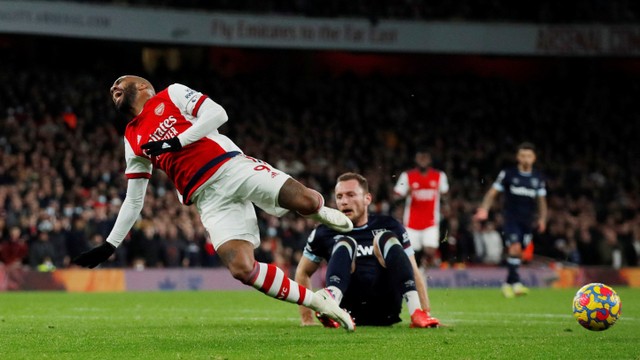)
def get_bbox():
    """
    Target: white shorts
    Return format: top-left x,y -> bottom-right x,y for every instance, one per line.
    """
406,225 -> 440,251
191,154 -> 291,250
